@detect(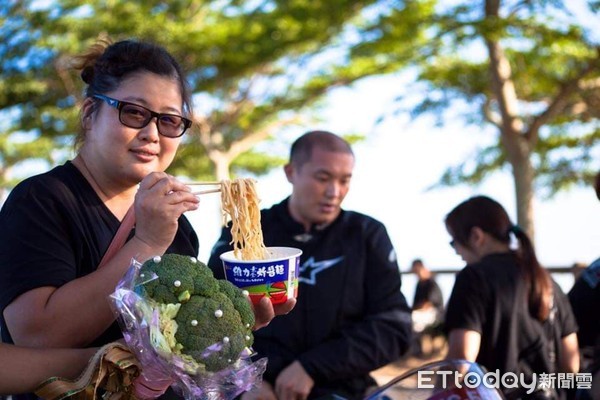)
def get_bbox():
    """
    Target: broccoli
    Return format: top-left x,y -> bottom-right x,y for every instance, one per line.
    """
138,254 -> 255,373
176,295 -> 250,371
140,254 -> 218,303
218,280 -> 255,332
